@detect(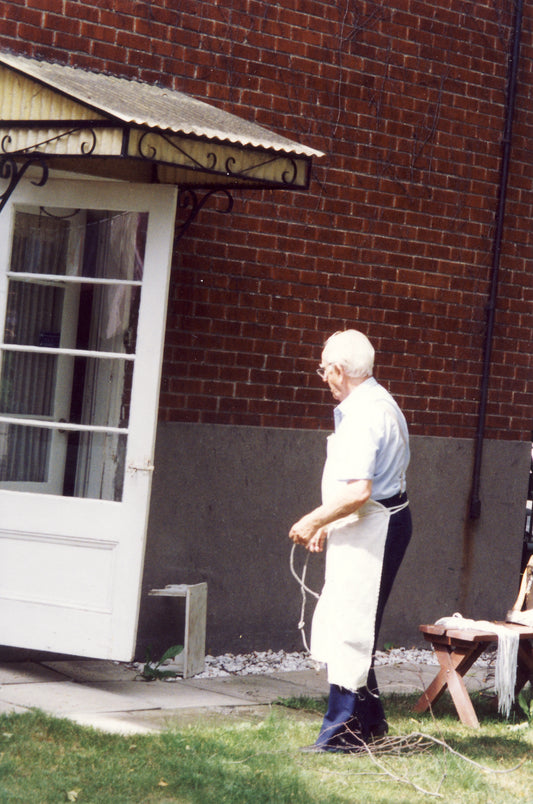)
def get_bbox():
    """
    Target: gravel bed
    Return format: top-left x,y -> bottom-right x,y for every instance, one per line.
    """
192,647 -> 445,678
190,644 -> 498,678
